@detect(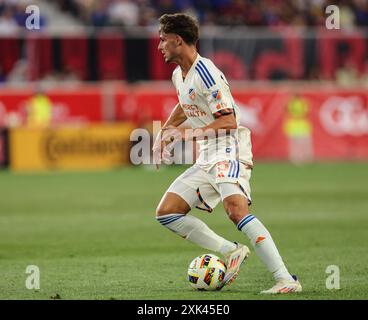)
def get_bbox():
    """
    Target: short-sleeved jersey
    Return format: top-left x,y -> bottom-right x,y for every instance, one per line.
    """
172,54 -> 253,170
